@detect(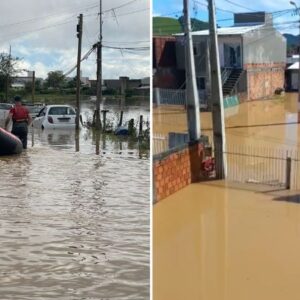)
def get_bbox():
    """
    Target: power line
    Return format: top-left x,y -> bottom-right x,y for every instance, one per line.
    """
85,7 -> 149,19
63,44 -> 97,77
222,0 -> 256,12
0,1 -> 99,29
102,0 -> 141,14
0,17 -> 75,43
103,45 -> 150,50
